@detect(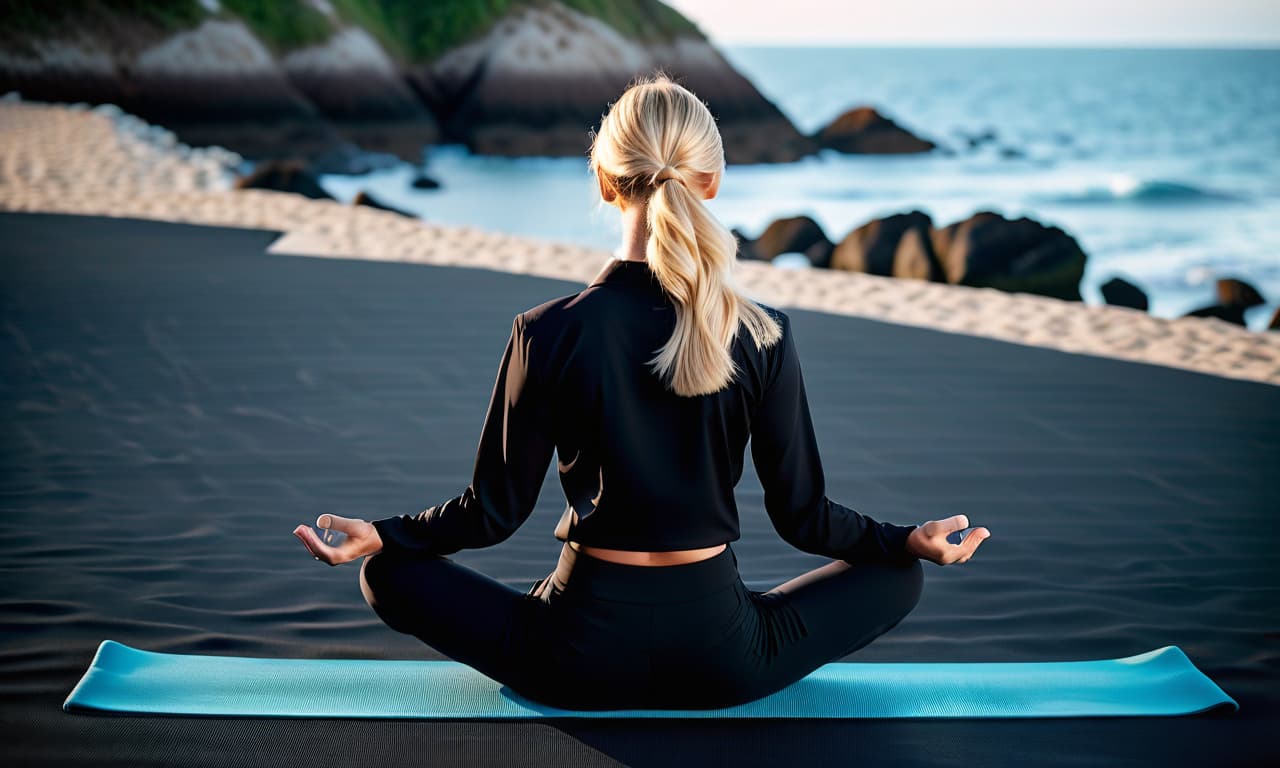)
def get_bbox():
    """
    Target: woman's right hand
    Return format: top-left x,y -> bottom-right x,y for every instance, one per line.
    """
293,513 -> 383,566
906,514 -> 990,566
